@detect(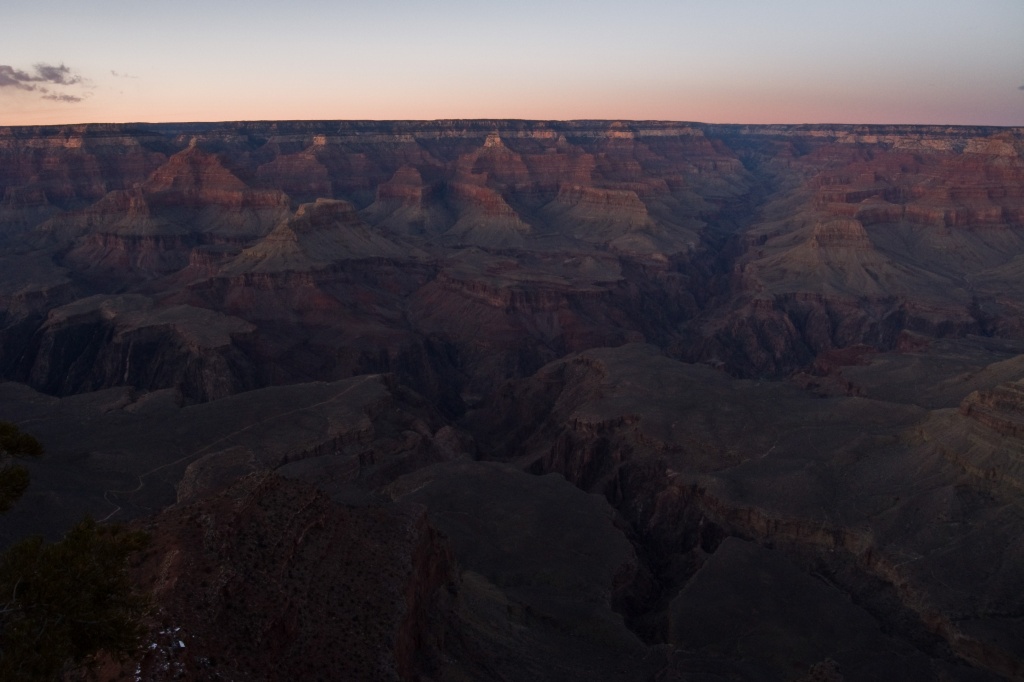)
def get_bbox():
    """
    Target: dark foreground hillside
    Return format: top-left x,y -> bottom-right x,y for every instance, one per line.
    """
1,120 -> 1023,680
